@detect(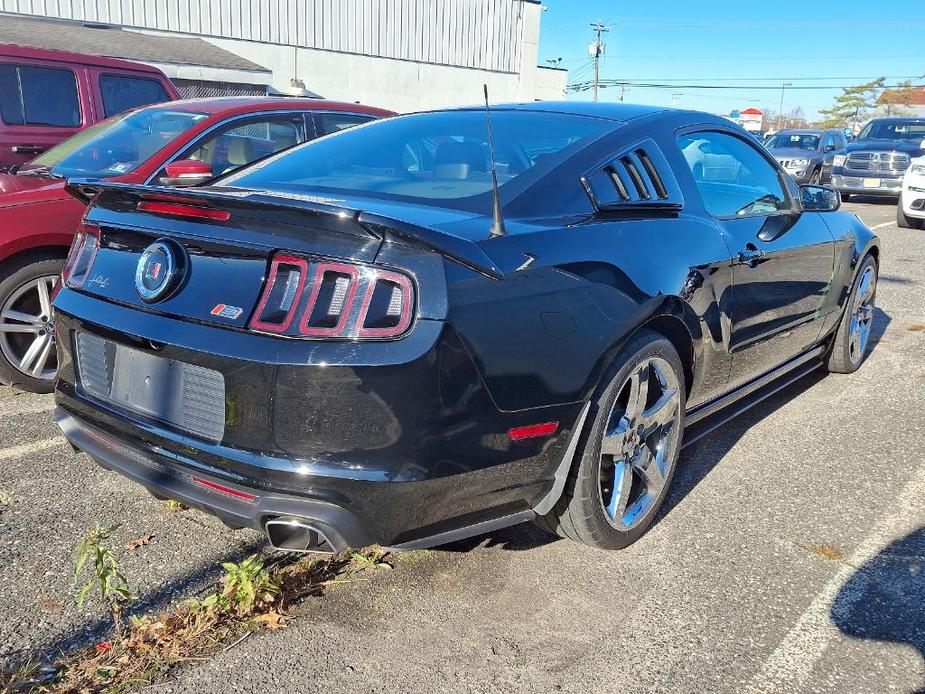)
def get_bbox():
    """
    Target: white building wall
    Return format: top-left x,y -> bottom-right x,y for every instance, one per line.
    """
0,0 -> 527,73
0,0 -> 567,111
